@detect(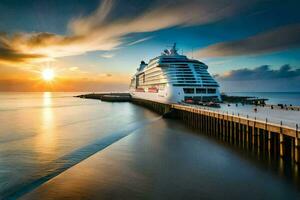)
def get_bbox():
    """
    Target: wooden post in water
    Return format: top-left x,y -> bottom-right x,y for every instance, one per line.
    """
223,115 -> 226,141
210,113 -> 212,135
257,128 -> 261,152
232,113 -> 236,144
252,117 -> 256,148
238,114 -> 241,146
266,118 -> 271,155
279,121 -> 284,157
295,124 -> 299,163
218,114 -> 221,138
230,114 -> 233,144
246,115 -> 249,149
201,111 -> 204,132
202,111 -> 204,132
